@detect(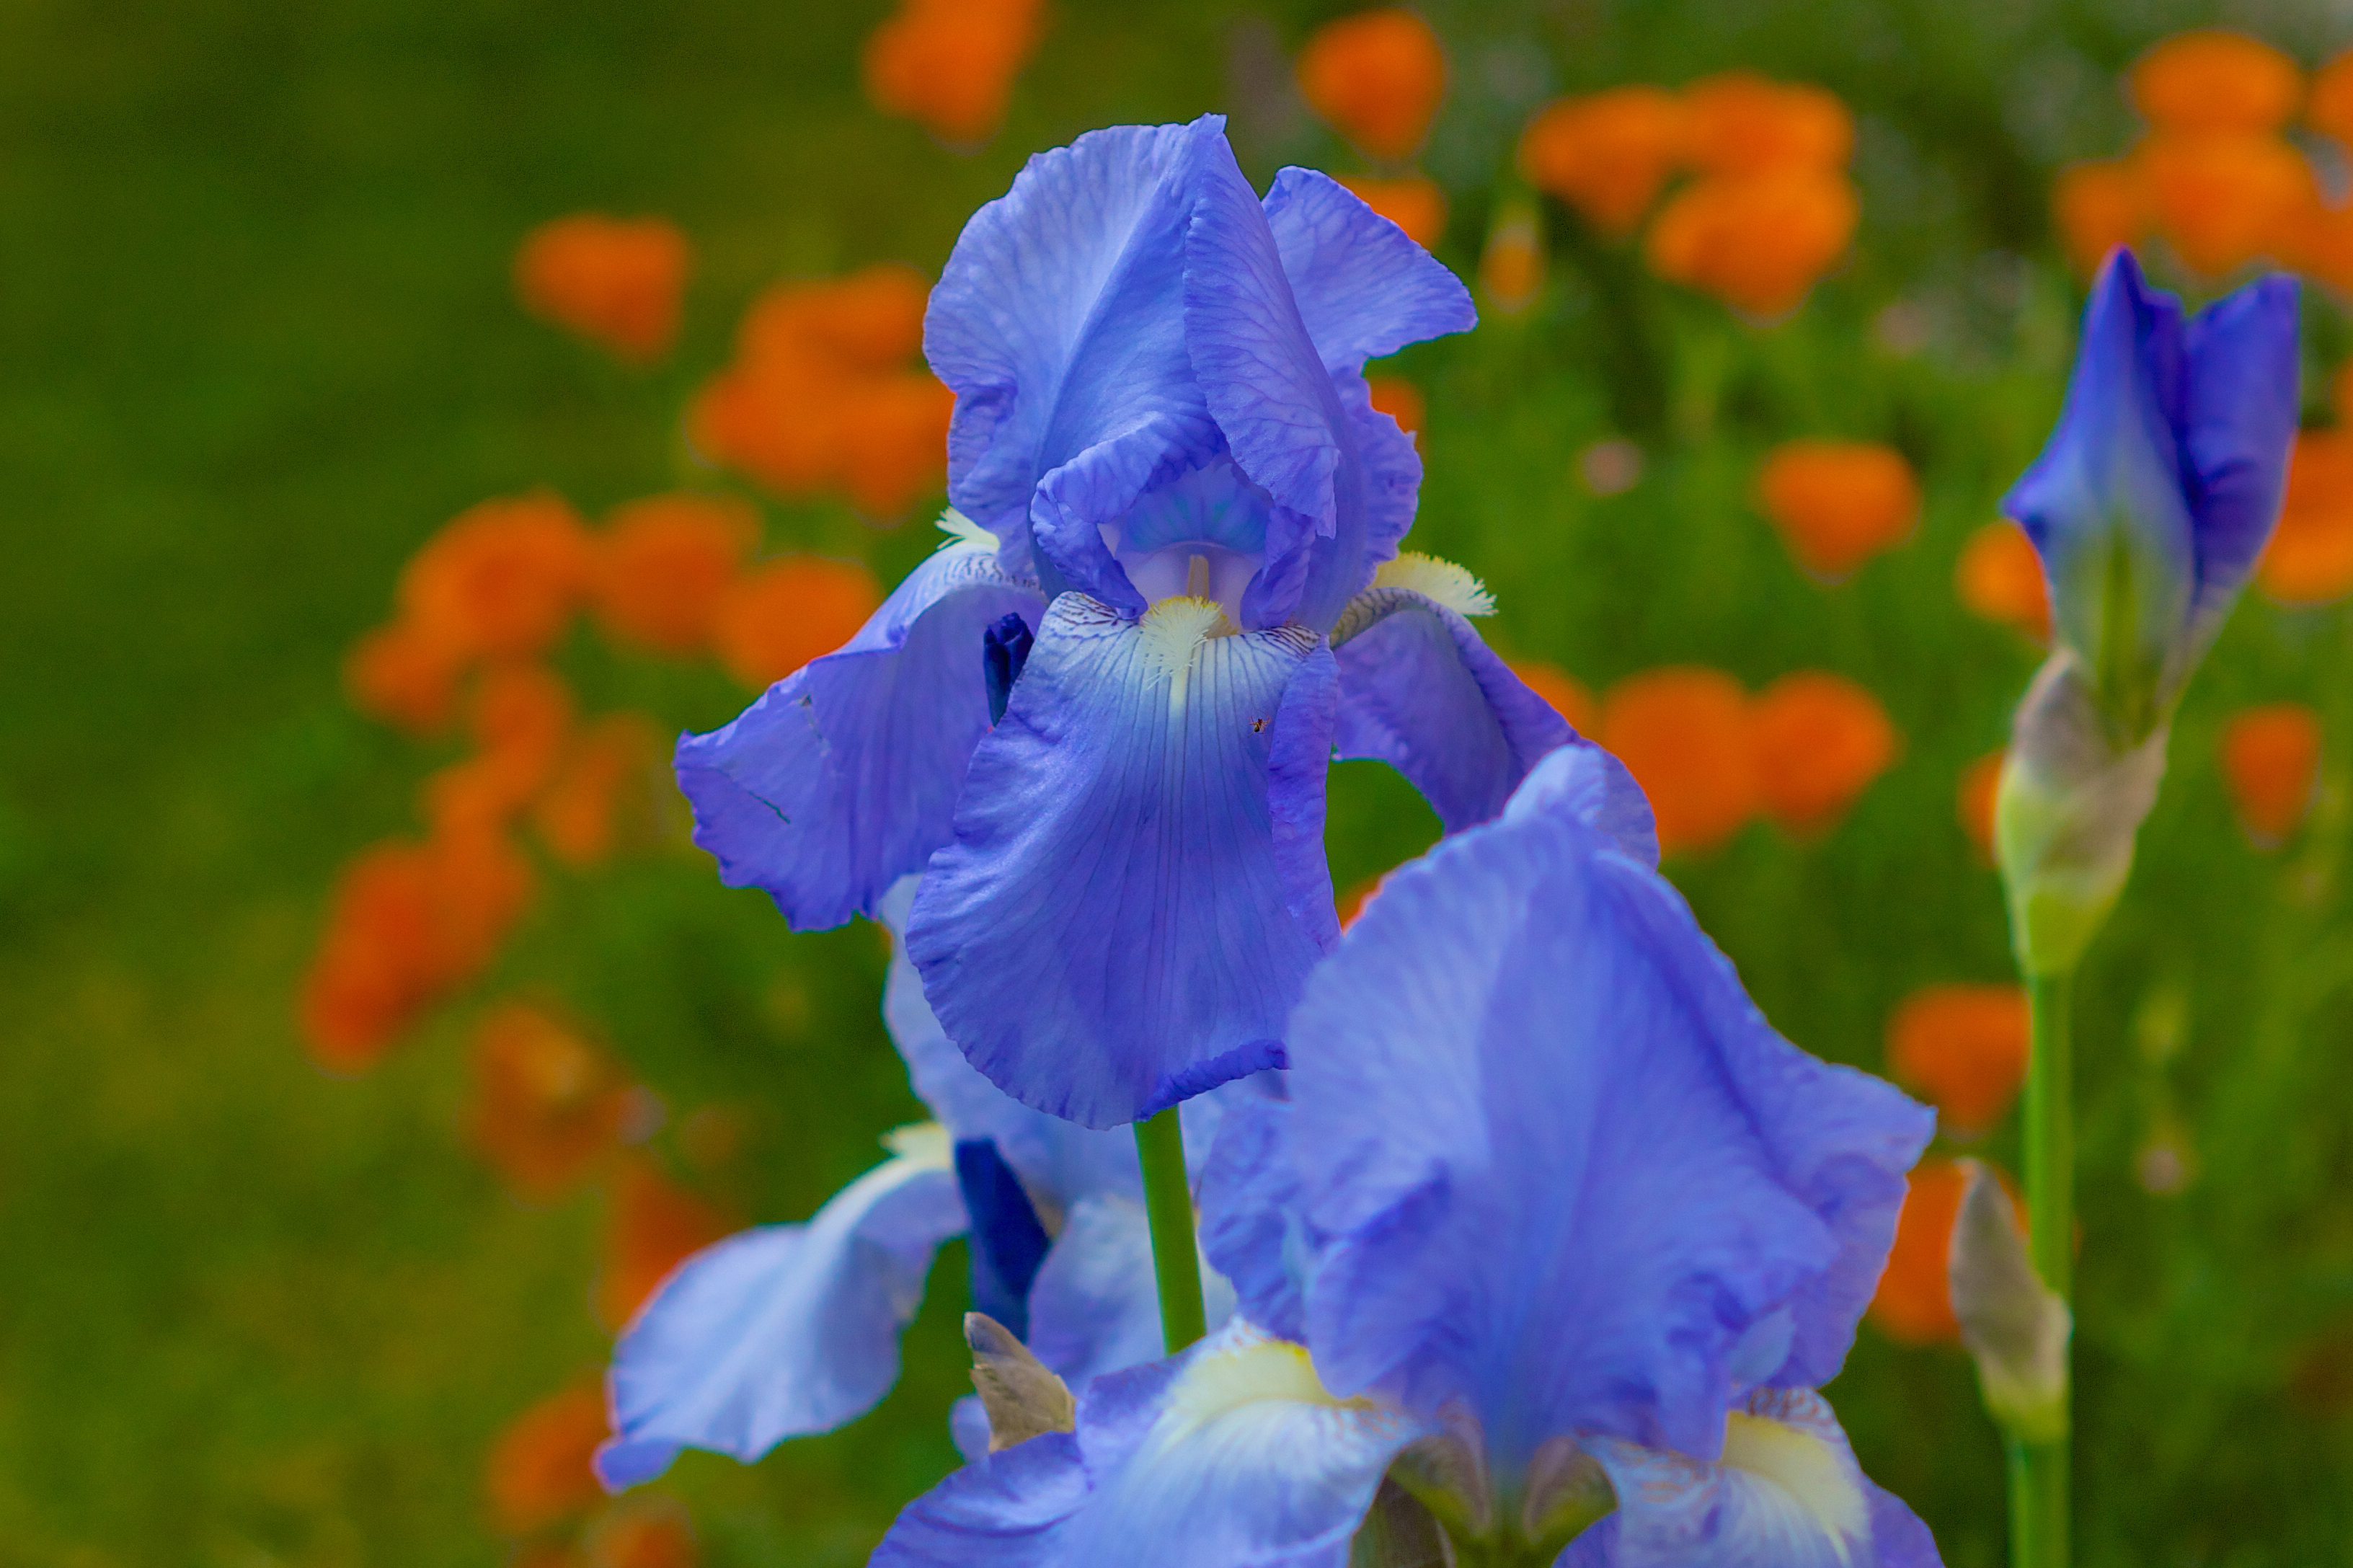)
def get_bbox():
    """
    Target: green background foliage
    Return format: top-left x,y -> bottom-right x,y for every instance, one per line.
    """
4,0 -> 2351,1563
